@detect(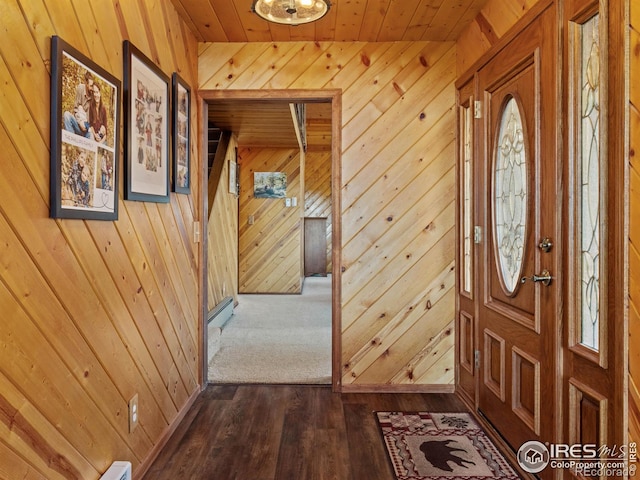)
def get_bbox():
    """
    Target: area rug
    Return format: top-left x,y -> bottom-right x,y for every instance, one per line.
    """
376,412 -> 520,479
